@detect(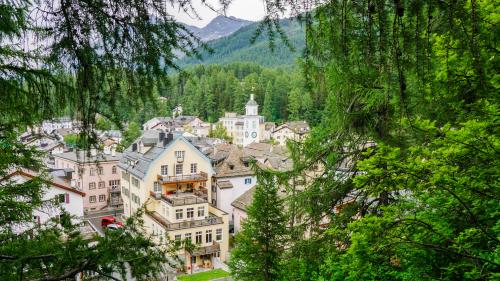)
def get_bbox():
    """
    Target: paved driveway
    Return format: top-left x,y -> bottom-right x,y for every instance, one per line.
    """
85,208 -> 123,235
